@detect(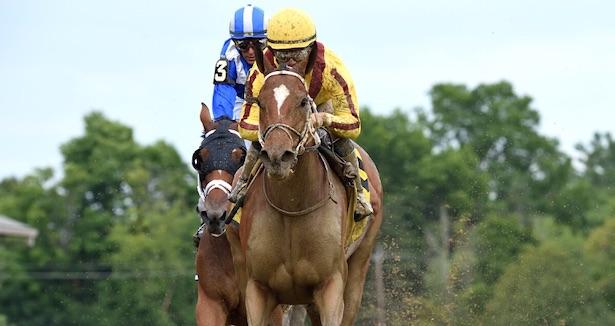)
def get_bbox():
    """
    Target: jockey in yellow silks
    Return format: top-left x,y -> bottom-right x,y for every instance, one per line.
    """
229,8 -> 373,219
